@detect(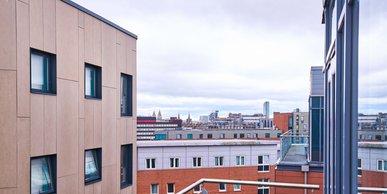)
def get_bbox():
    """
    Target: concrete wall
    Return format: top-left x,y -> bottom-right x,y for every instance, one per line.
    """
0,0 -> 137,193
